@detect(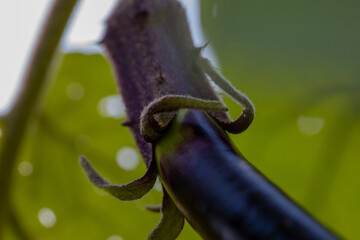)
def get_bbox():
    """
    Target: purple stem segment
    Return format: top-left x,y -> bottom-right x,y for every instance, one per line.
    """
102,0 -> 227,167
